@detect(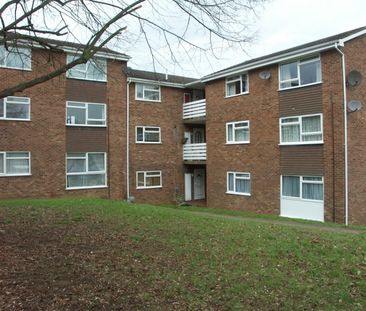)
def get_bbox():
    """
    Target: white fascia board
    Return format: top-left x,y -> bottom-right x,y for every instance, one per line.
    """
340,29 -> 366,44
201,41 -> 339,82
62,47 -> 130,61
127,77 -> 186,89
